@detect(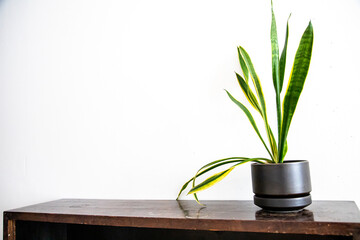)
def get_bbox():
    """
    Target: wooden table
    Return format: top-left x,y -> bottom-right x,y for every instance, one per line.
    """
3,199 -> 360,240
